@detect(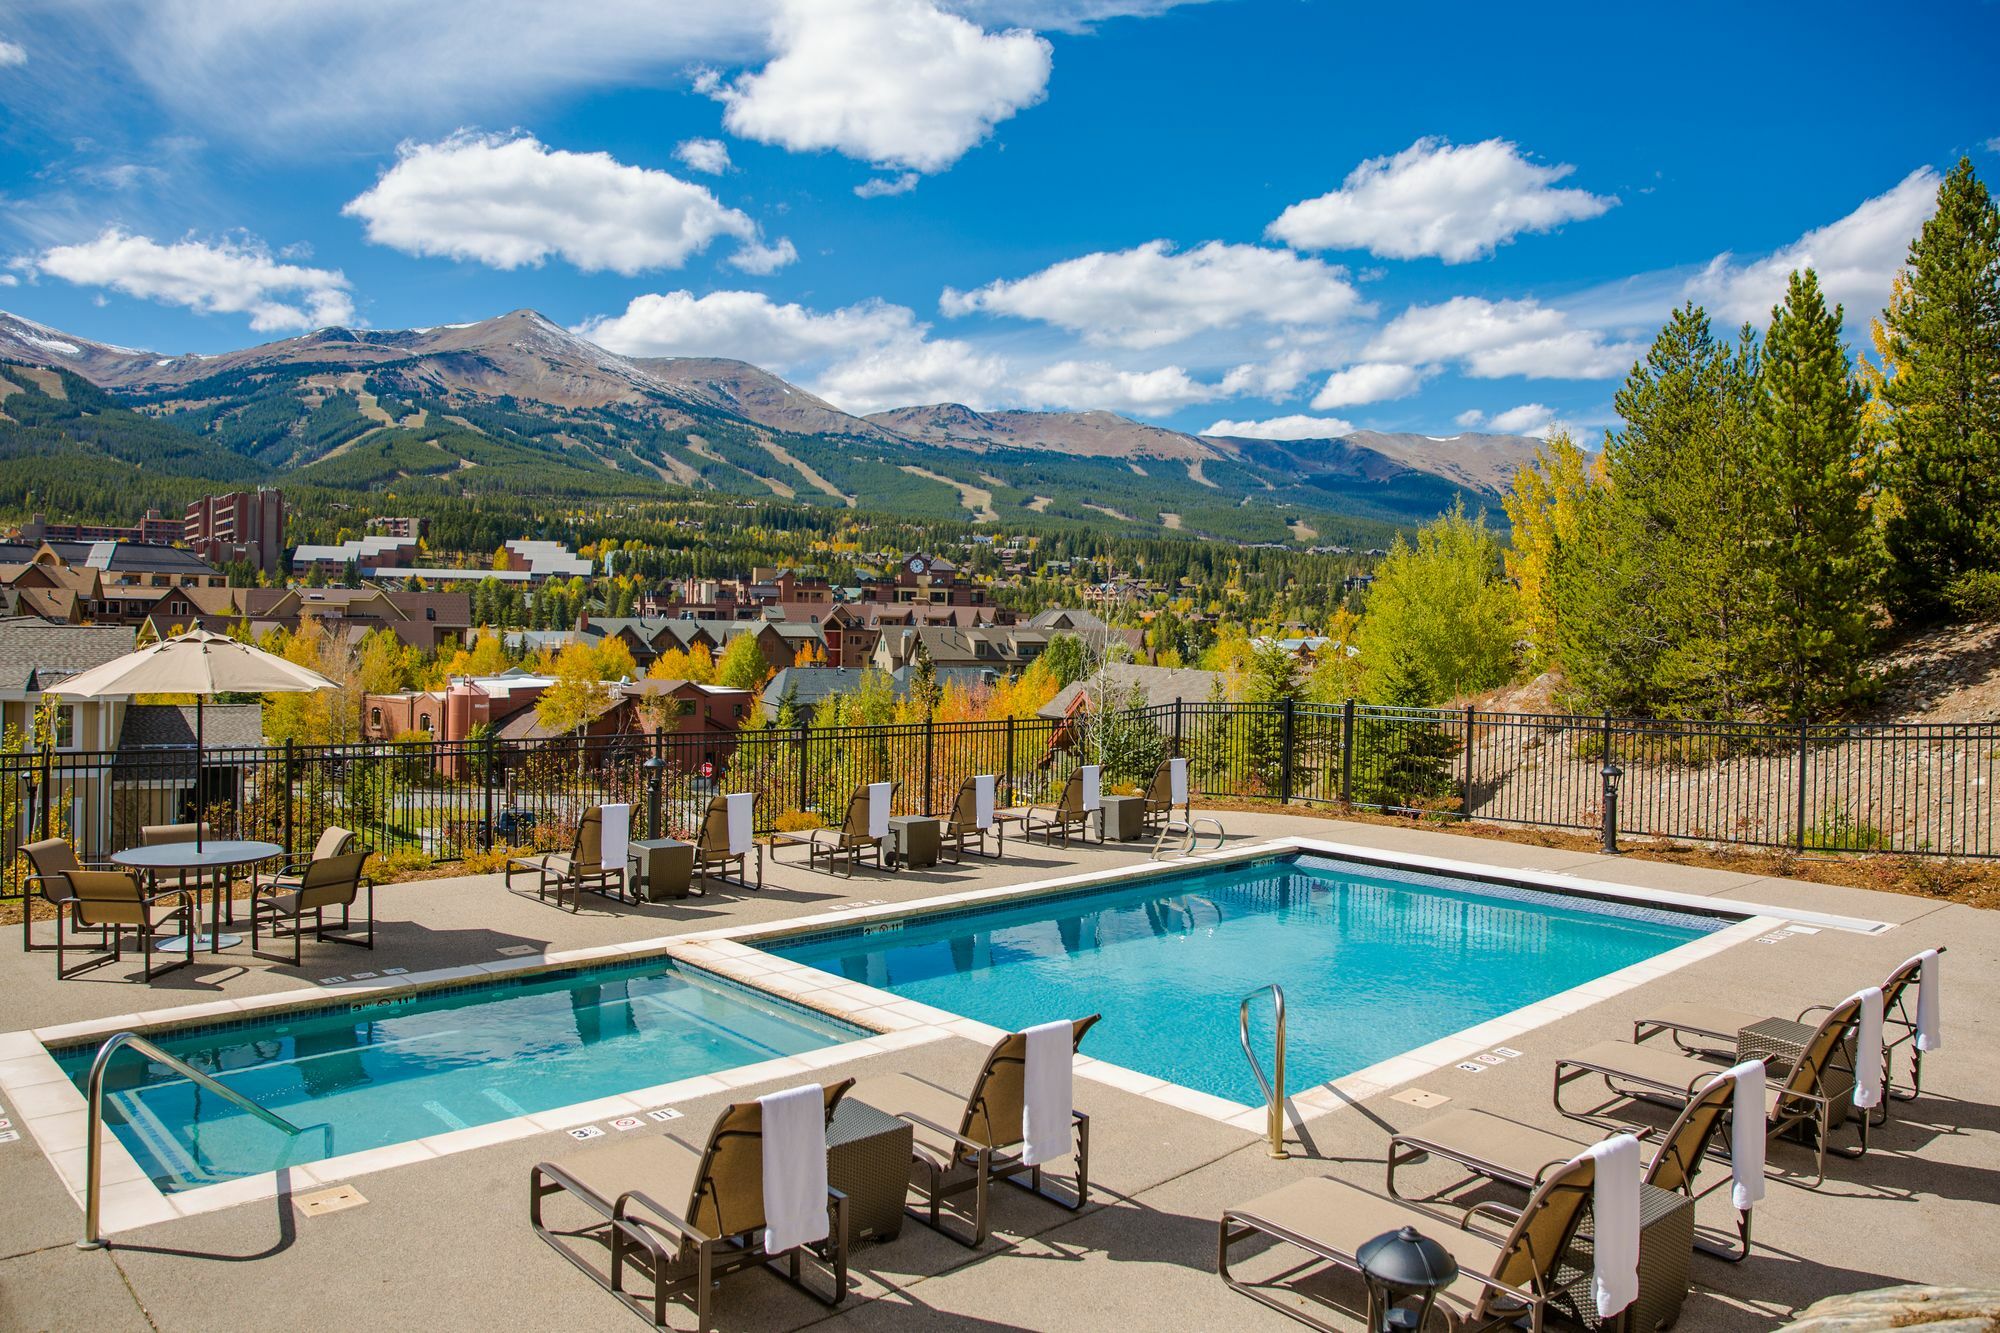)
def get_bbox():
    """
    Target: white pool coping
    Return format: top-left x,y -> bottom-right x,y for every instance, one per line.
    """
0,833 -> 1892,1236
